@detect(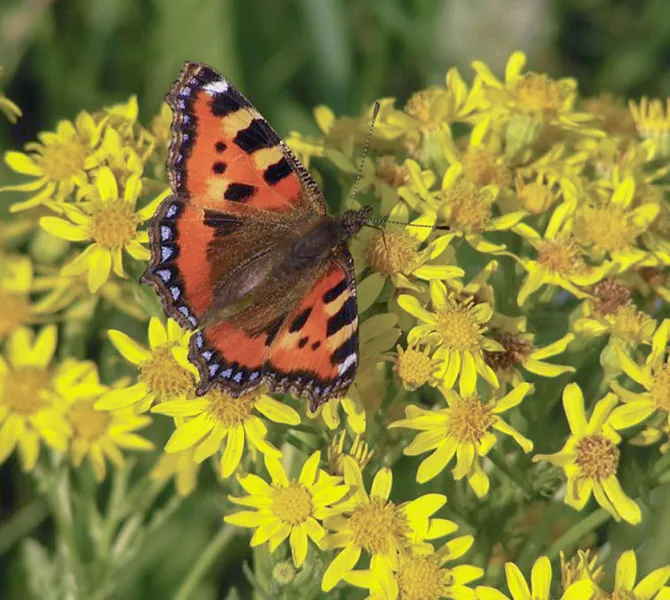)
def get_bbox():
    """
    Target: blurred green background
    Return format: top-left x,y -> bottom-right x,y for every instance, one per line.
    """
2,0 -> 670,598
